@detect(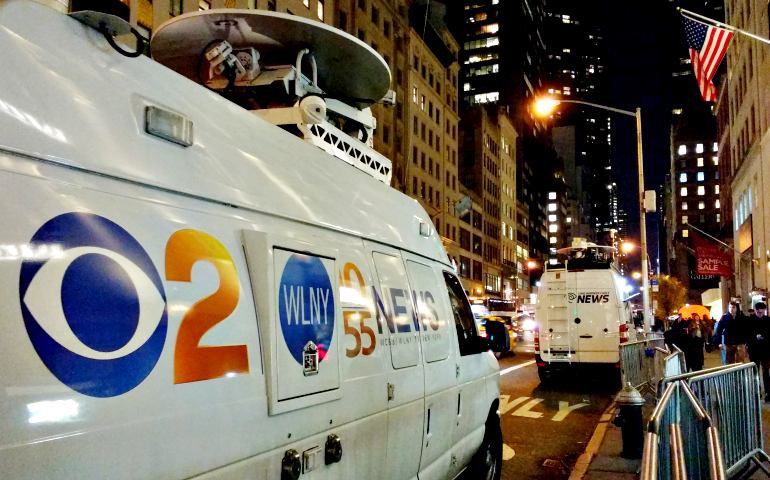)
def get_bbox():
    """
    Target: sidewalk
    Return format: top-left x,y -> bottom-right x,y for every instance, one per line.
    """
571,351 -> 770,480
